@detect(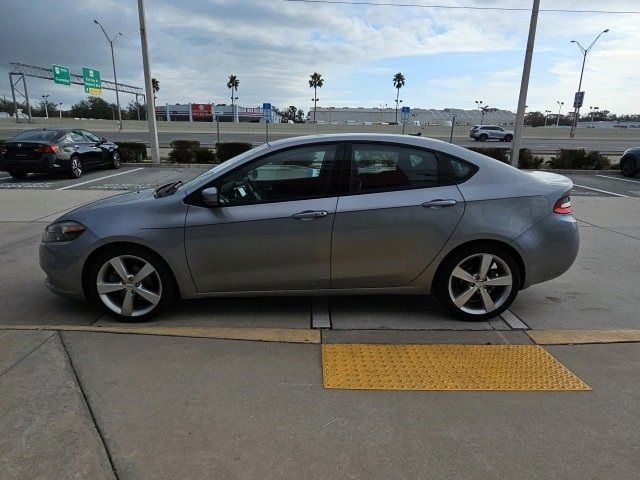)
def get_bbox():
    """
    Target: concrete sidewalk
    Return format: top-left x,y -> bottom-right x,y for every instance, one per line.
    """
2,329 -> 639,480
